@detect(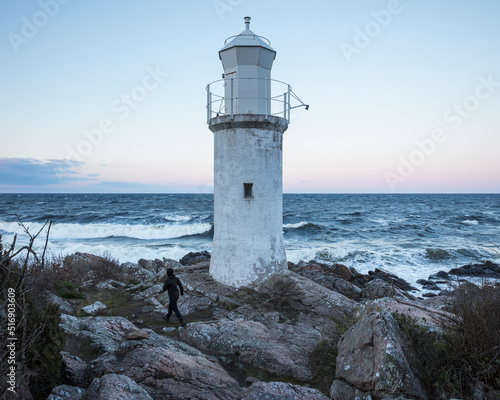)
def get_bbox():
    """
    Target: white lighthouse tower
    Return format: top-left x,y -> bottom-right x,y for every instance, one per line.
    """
206,17 -> 307,288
